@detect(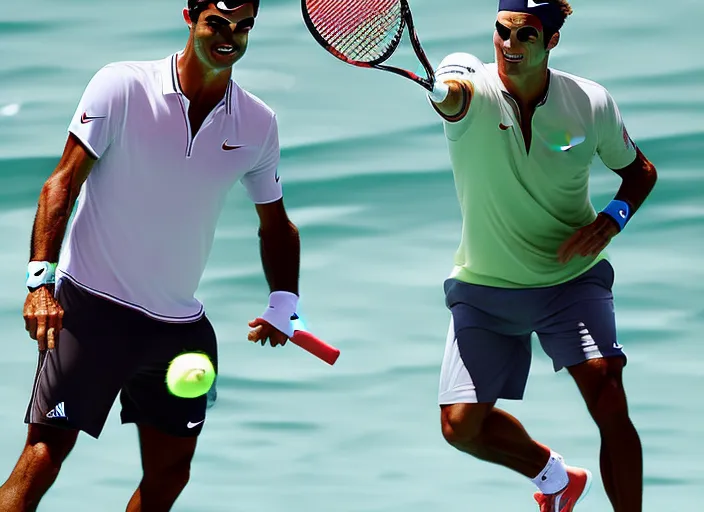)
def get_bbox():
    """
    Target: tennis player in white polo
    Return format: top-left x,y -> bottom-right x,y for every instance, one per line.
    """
0,2 -> 303,510
428,1 -> 657,511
